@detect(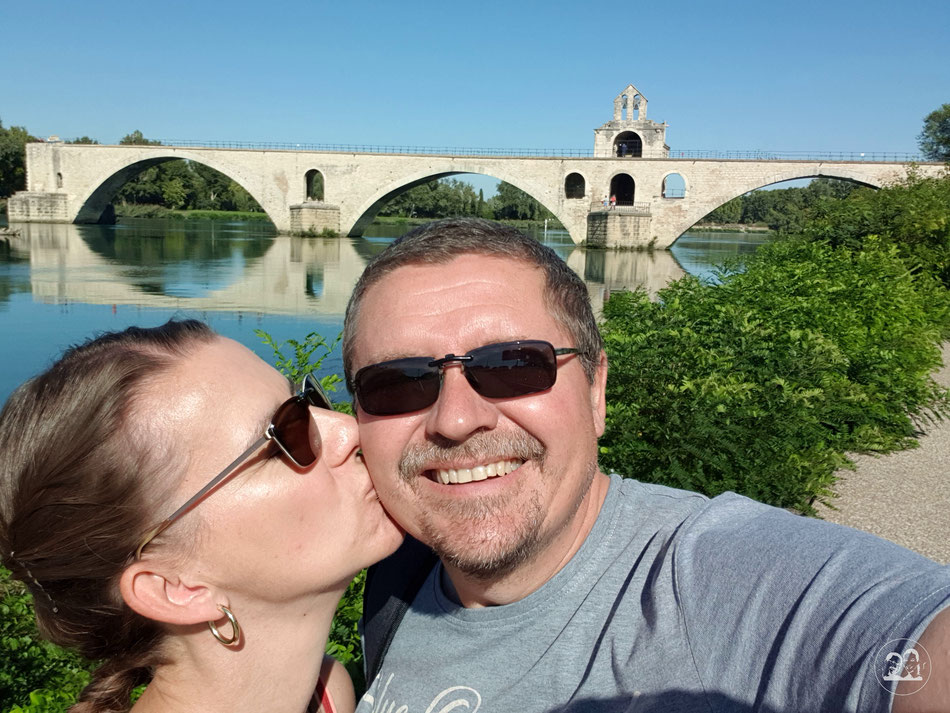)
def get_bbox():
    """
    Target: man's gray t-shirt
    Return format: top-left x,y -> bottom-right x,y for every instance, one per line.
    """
358,475 -> 950,712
